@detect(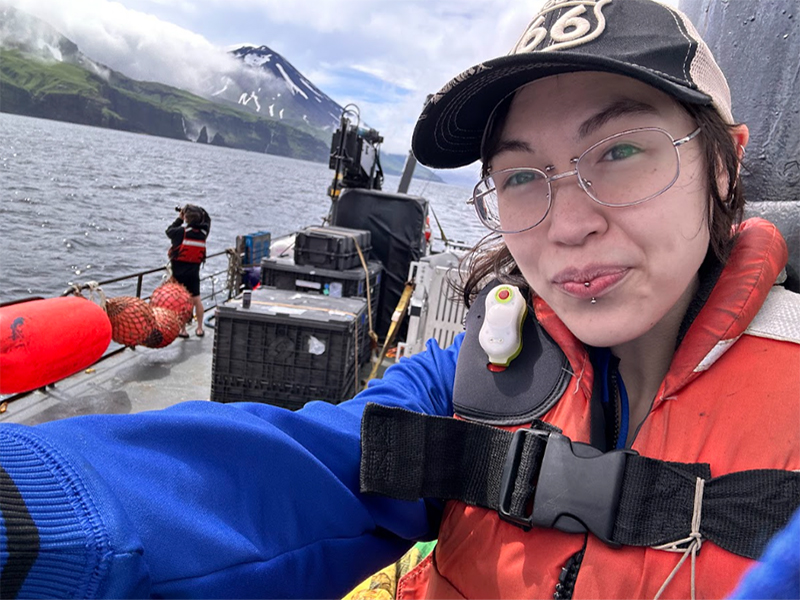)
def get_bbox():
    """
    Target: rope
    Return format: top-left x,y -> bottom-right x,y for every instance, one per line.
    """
303,227 -> 377,349
162,261 -> 173,284
365,281 -> 414,386
66,281 -> 108,311
225,247 -> 243,294
652,477 -> 705,600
